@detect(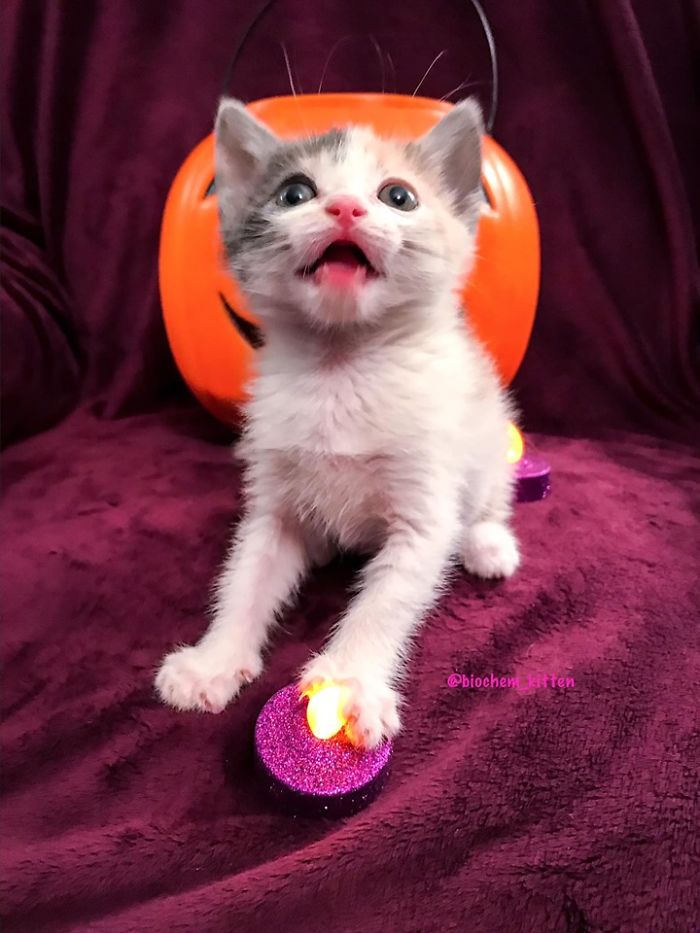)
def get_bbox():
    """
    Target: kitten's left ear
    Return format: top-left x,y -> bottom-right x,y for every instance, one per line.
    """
415,98 -> 483,219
